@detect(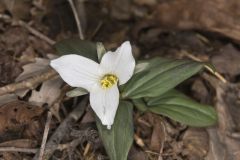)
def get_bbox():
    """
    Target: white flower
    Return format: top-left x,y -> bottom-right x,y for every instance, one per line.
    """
50,41 -> 135,129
